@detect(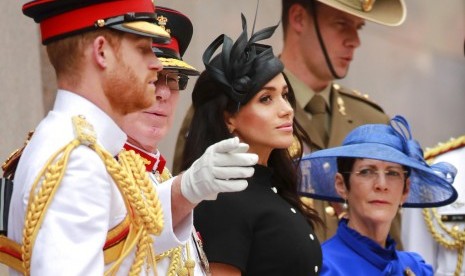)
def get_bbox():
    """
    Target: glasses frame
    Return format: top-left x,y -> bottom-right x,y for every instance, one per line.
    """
157,71 -> 189,91
342,168 -> 409,183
